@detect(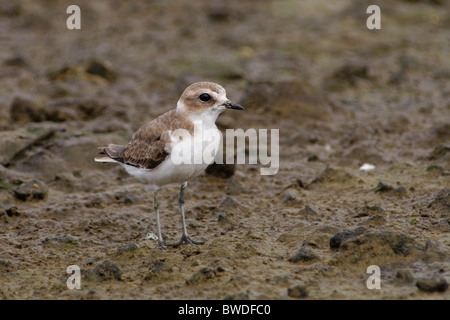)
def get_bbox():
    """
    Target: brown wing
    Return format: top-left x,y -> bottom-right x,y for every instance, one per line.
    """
103,110 -> 193,170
